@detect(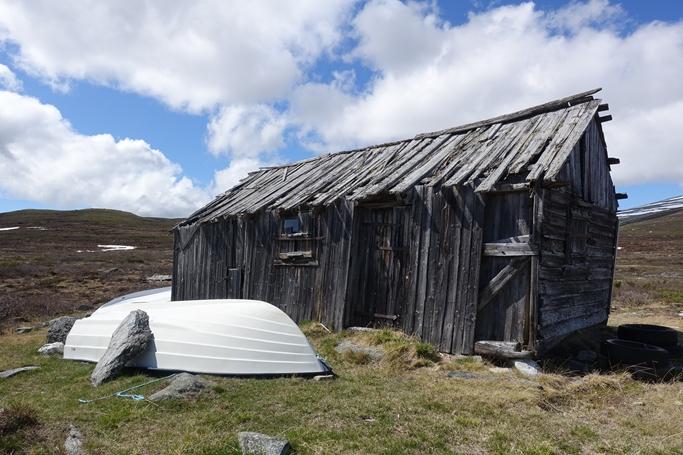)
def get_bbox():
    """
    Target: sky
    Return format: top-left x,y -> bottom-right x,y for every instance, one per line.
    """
0,0 -> 682,217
